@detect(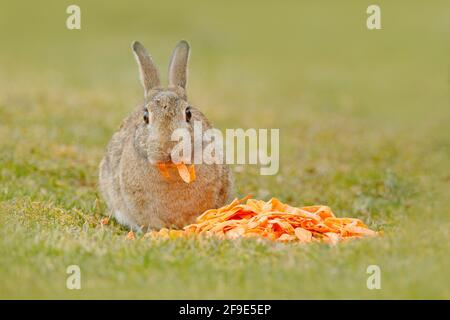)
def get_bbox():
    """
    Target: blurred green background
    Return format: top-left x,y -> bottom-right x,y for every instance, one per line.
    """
0,0 -> 449,299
